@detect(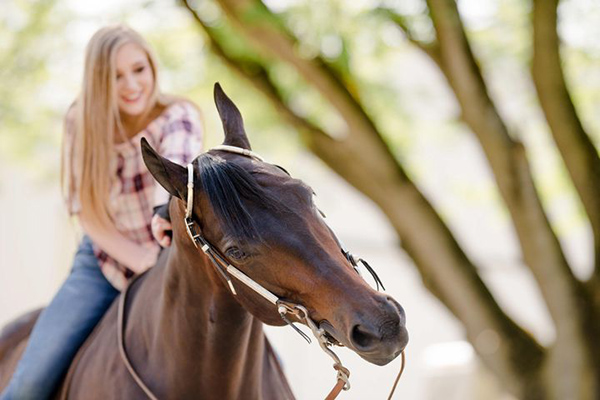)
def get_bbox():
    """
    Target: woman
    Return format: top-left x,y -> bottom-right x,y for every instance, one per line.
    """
1,24 -> 203,399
